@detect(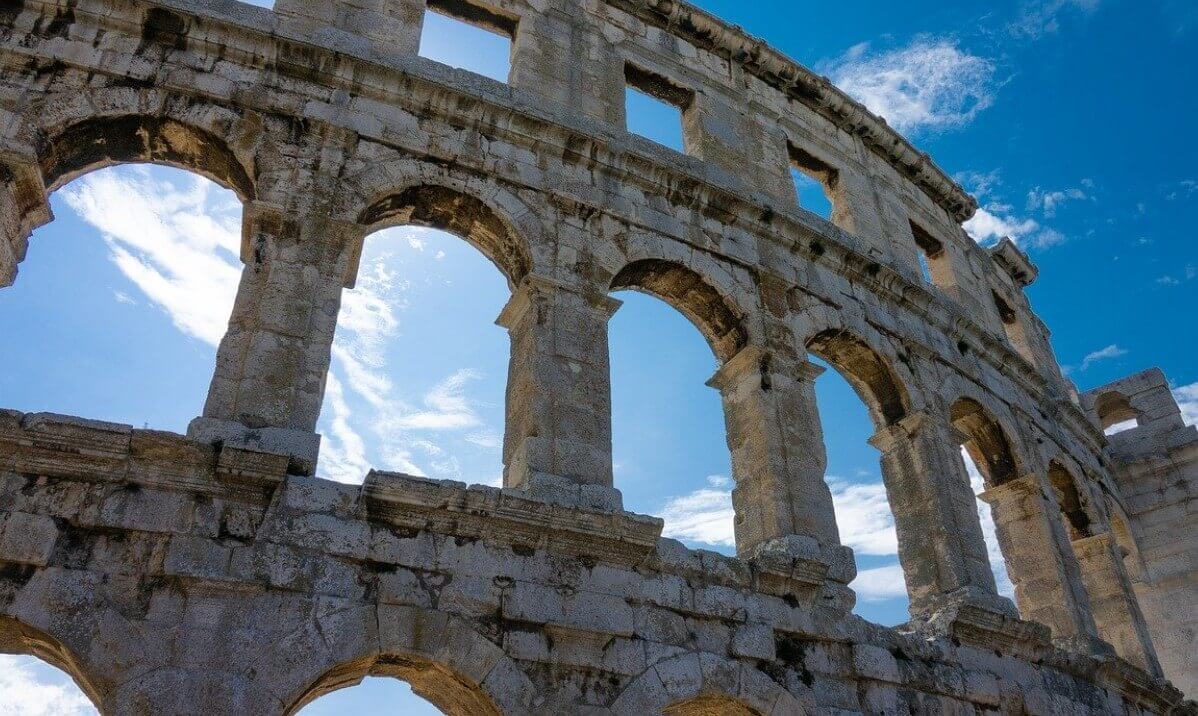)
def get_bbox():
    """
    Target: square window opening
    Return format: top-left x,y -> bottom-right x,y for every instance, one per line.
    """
789,145 -> 837,221
420,0 -> 517,84
624,64 -> 692,153
909,220 -> 946,286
